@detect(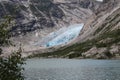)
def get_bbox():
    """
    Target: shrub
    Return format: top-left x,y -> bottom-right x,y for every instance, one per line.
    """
0,16 -> 25,80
